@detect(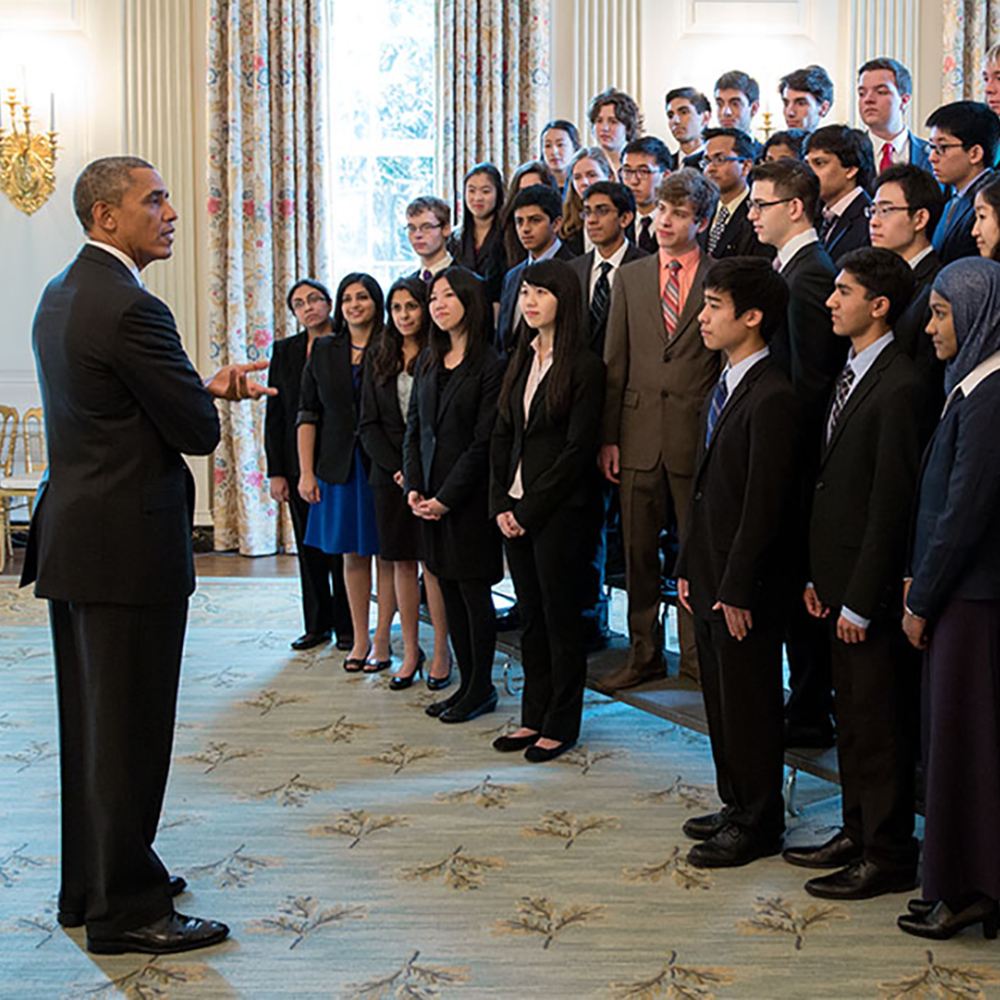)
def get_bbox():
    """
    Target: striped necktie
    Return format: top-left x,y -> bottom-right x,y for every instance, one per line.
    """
707,205 -> 731,256
705,372 -> 728,445
590,261 -> 612,341
827,365 -> 856,441
661,260 -> 682,338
